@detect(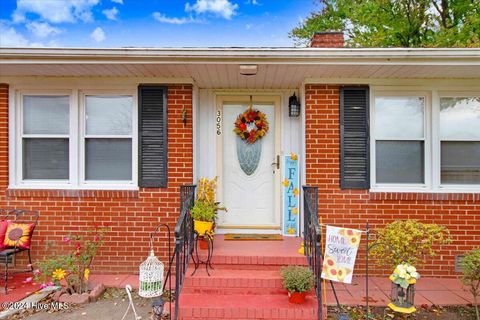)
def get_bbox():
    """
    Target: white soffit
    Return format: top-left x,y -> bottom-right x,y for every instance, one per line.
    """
1,47 -> 479,88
